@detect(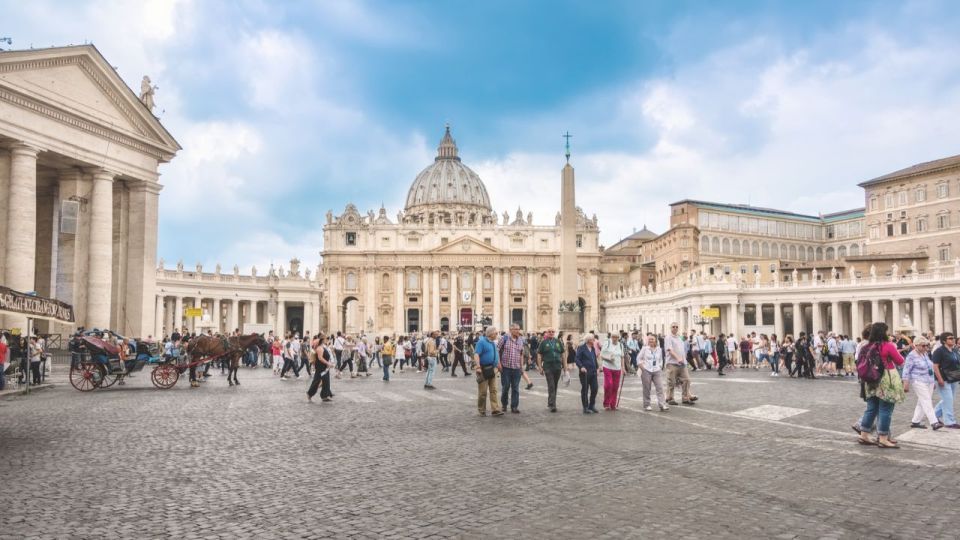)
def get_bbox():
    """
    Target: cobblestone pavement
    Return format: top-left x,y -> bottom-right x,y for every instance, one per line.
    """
1,363 -> 958,539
